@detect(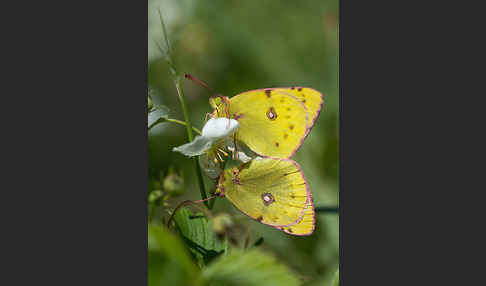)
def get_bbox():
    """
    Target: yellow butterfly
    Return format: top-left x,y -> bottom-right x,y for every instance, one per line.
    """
216,157 -> 315,236
210,87 -> 323,159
